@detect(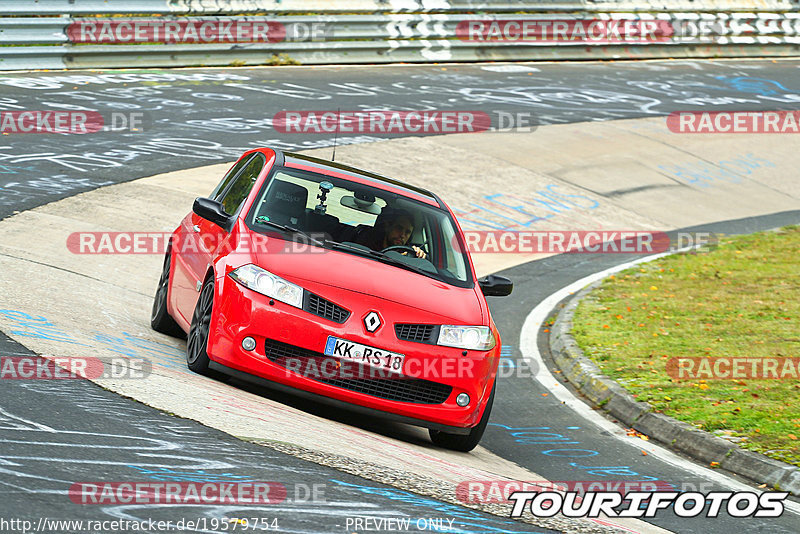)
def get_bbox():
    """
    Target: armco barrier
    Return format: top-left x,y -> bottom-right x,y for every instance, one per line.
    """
0,2 -> 798,70
0,1 -> 796,15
